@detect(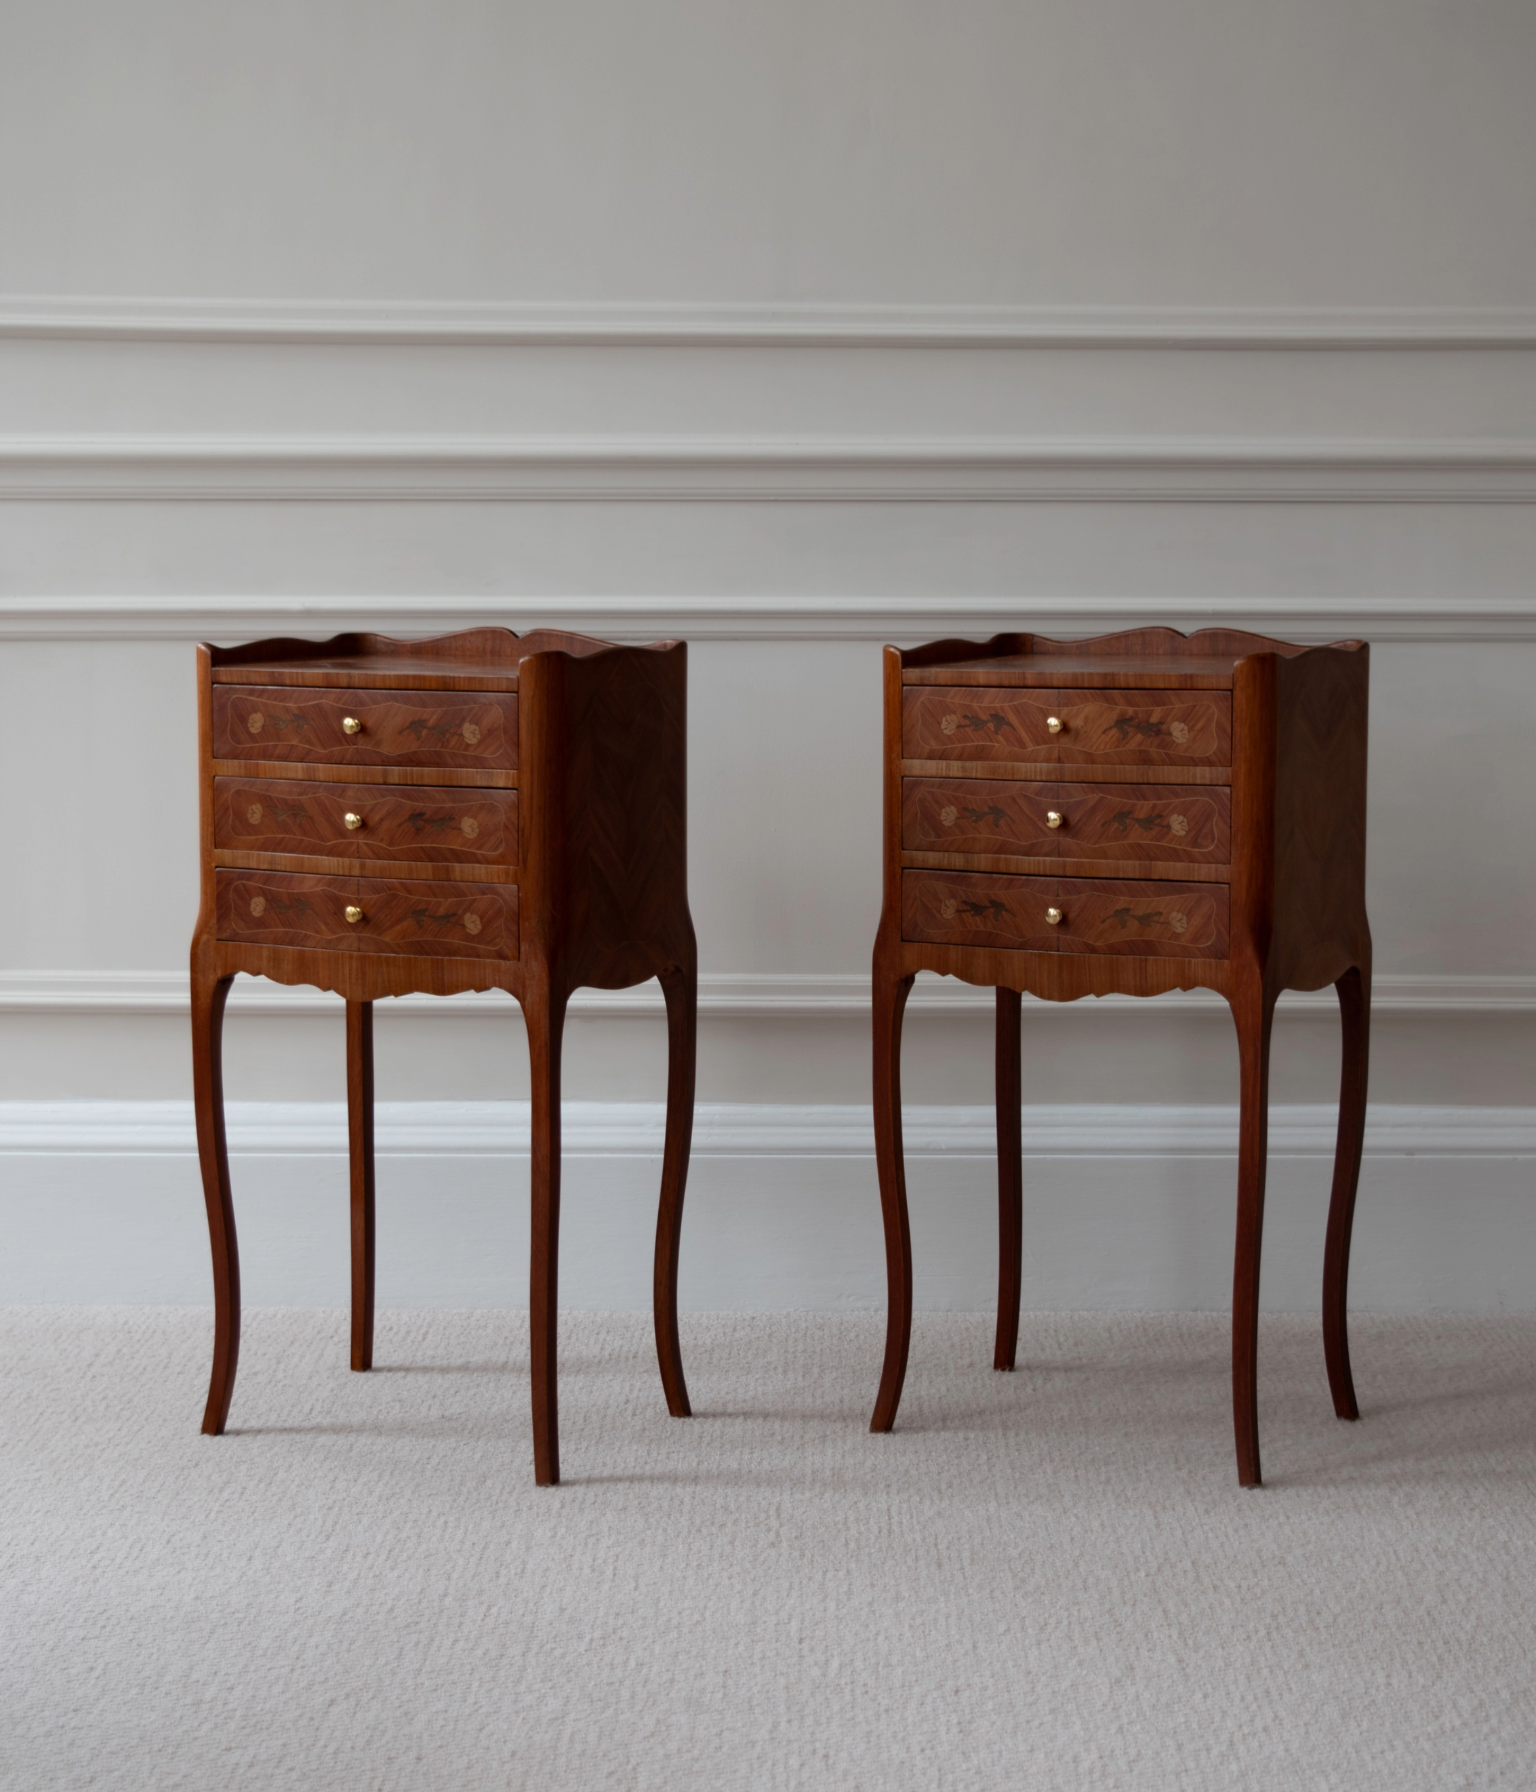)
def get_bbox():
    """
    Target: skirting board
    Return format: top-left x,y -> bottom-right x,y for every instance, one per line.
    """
1,970 -> 1532,1019
3,1100 -> 1533,1313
